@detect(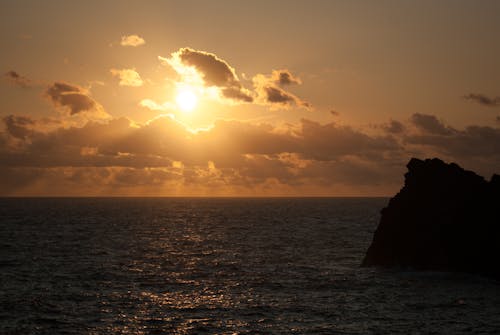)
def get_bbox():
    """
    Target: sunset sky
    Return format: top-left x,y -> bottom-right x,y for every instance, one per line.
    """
1,0 -> 500,196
